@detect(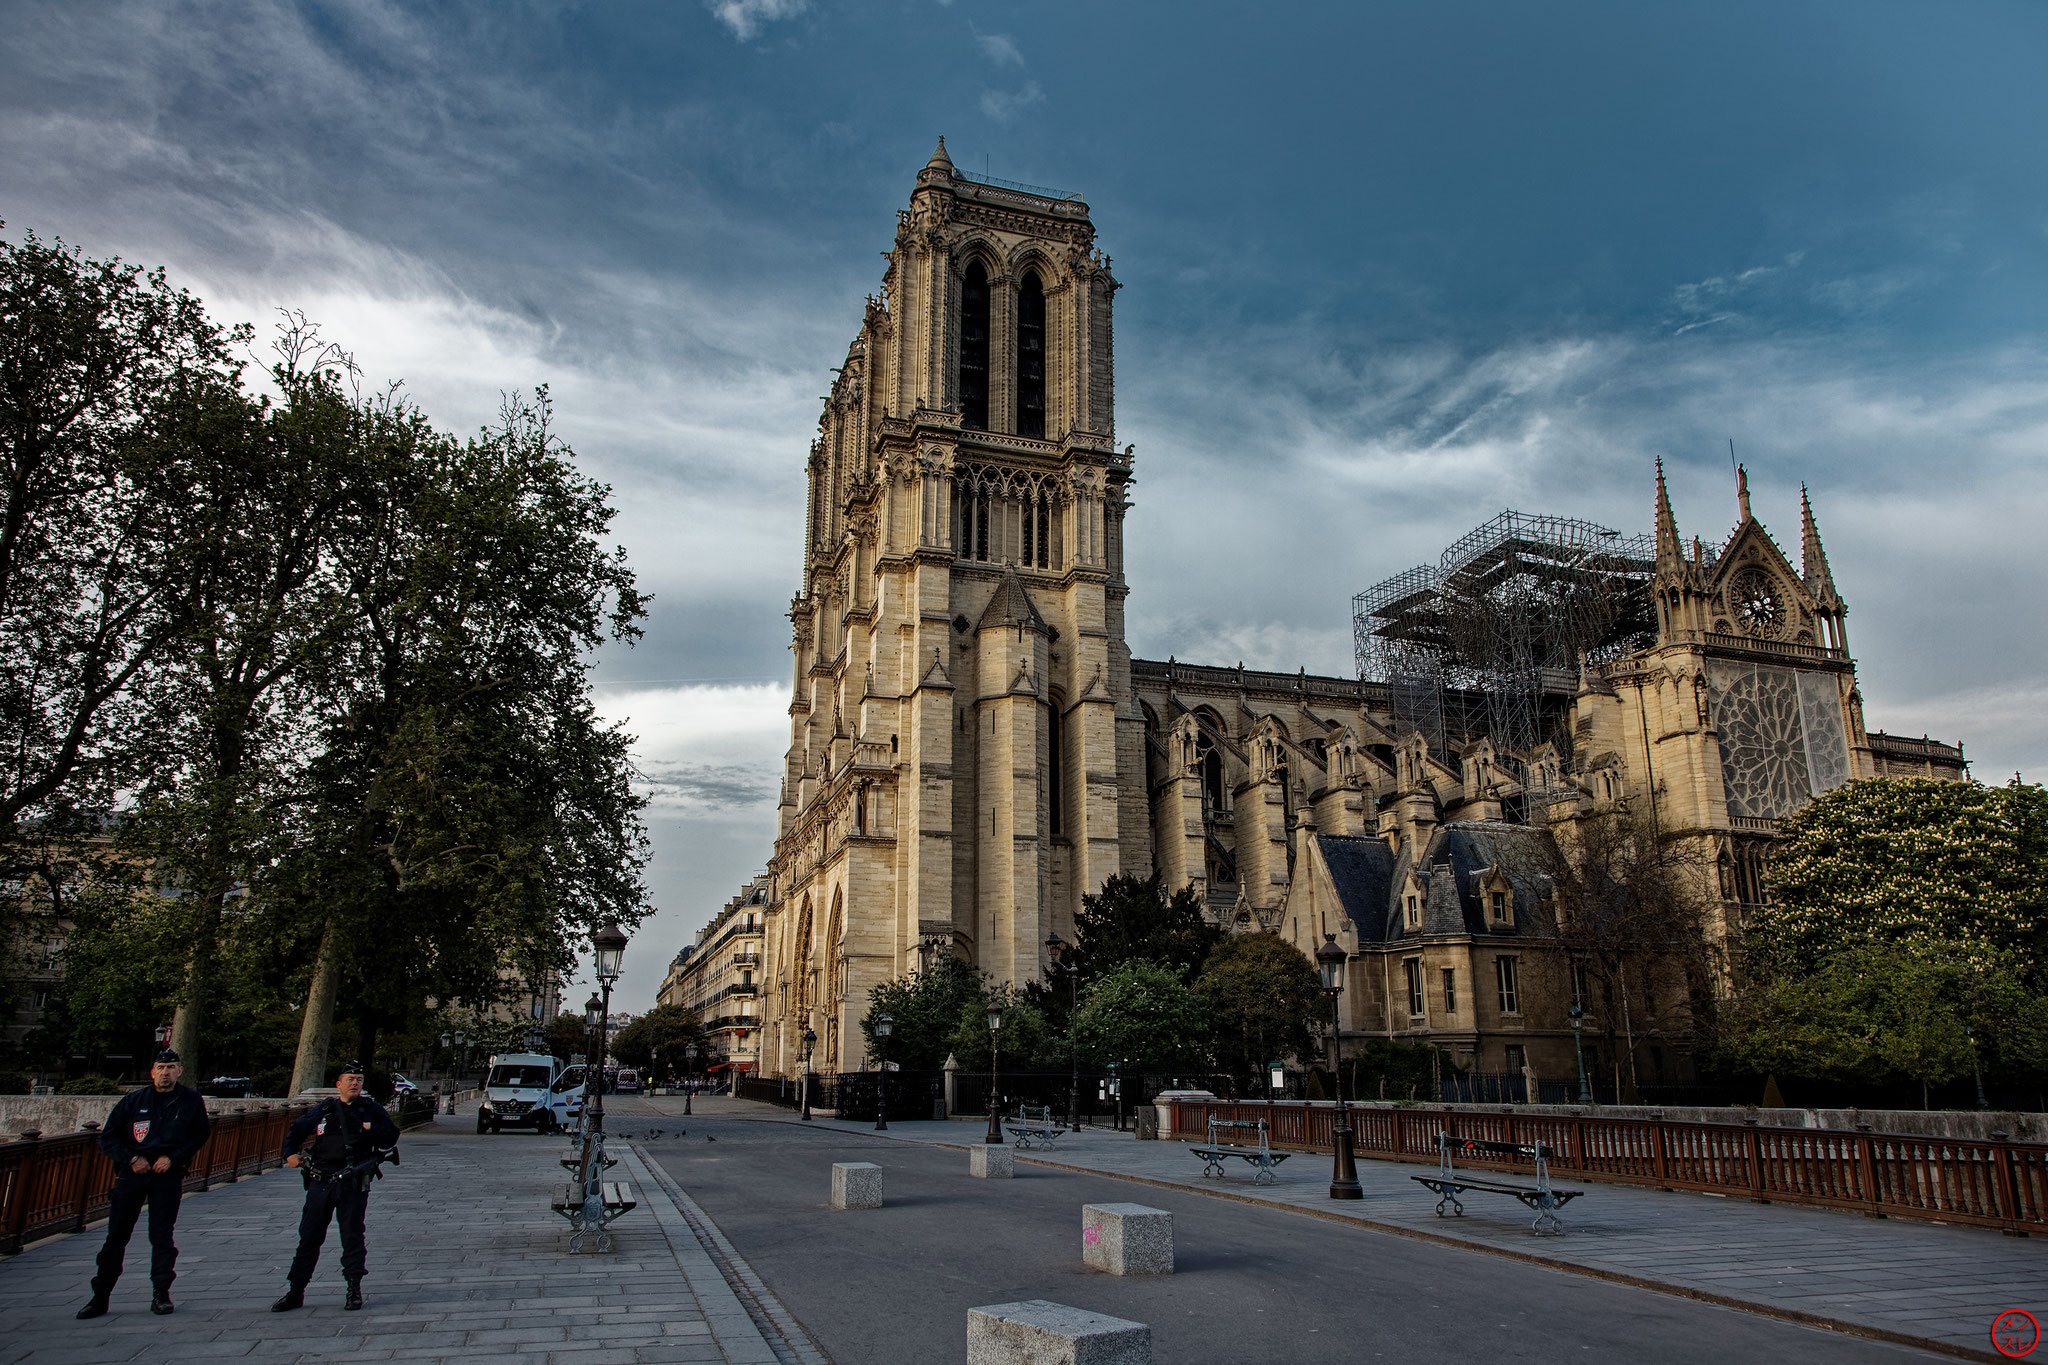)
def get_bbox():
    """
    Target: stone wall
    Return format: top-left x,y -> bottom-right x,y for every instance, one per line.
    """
0,1095 -> 303,1136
